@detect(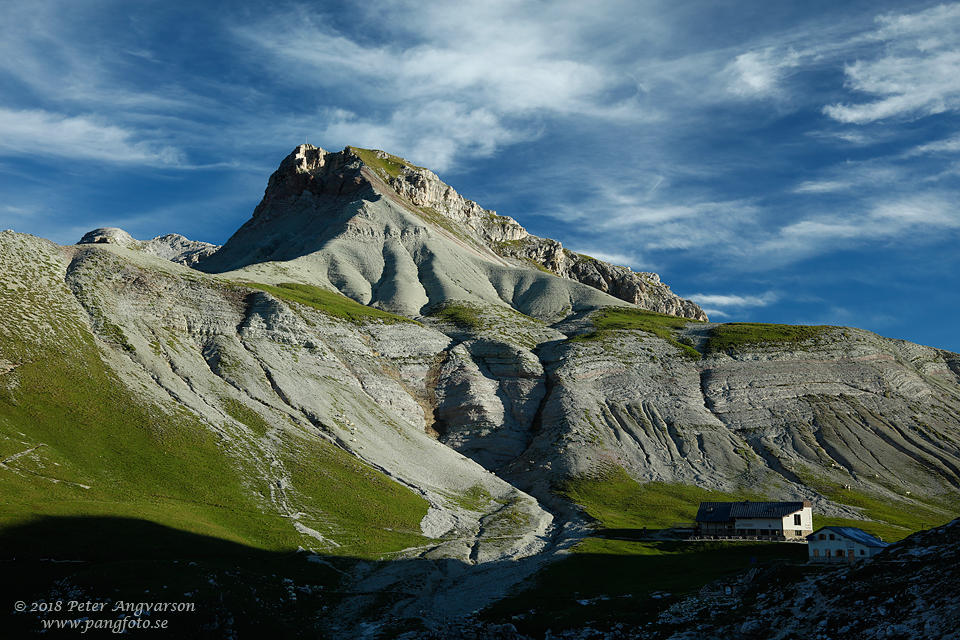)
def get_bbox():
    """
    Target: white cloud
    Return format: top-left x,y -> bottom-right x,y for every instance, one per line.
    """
793,180 -> 853,194
725,47 -> 802,98
597,199 -> 759,253
317,102 -> 533,172
234,1 -> 638,170
0,108 -> 180,165
905,134 -> 960,156
823,5 -> 960,124
870,197 -> 960,228
687,292 -> 778,308
758,194 -> 960,261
